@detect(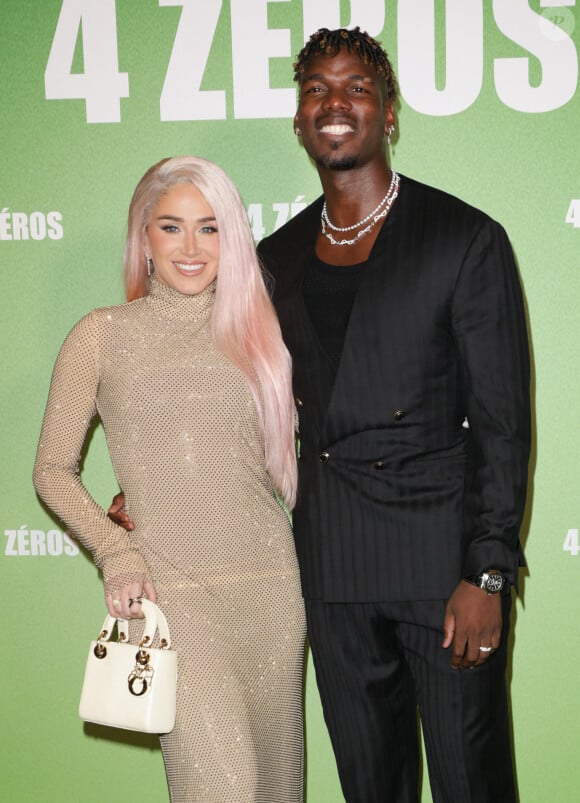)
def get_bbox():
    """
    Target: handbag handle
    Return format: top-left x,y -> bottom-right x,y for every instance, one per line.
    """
96,598 -> 172,650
